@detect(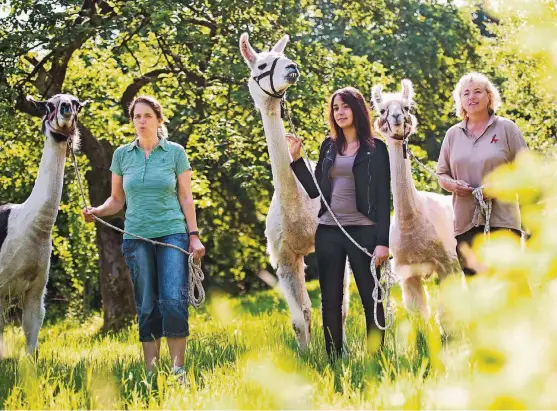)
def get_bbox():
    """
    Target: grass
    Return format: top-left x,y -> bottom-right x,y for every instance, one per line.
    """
1,270 -> 554,410
1,150 -> 557,409
0,279 -> 441,409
